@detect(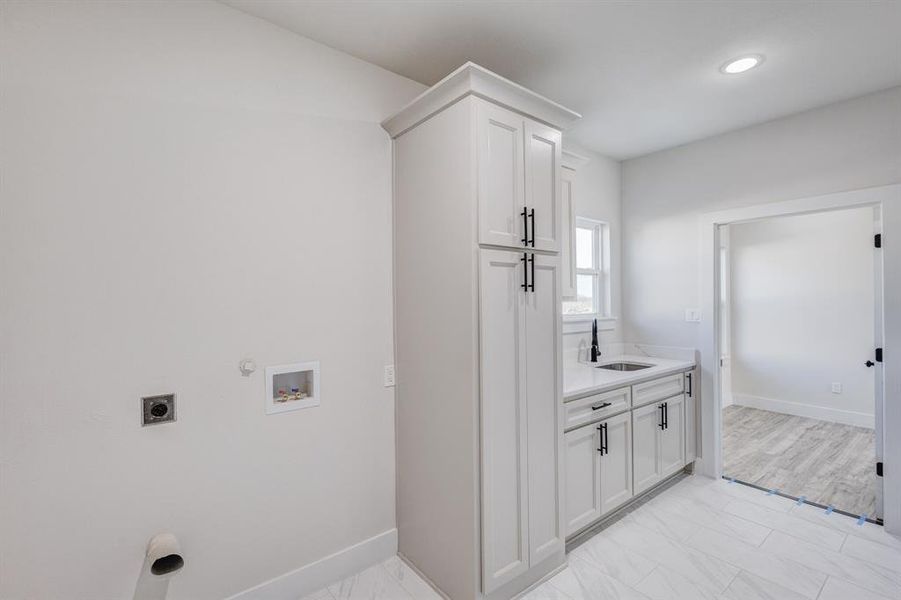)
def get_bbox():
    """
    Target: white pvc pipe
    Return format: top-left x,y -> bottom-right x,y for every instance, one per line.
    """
133,533 -> 184,600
